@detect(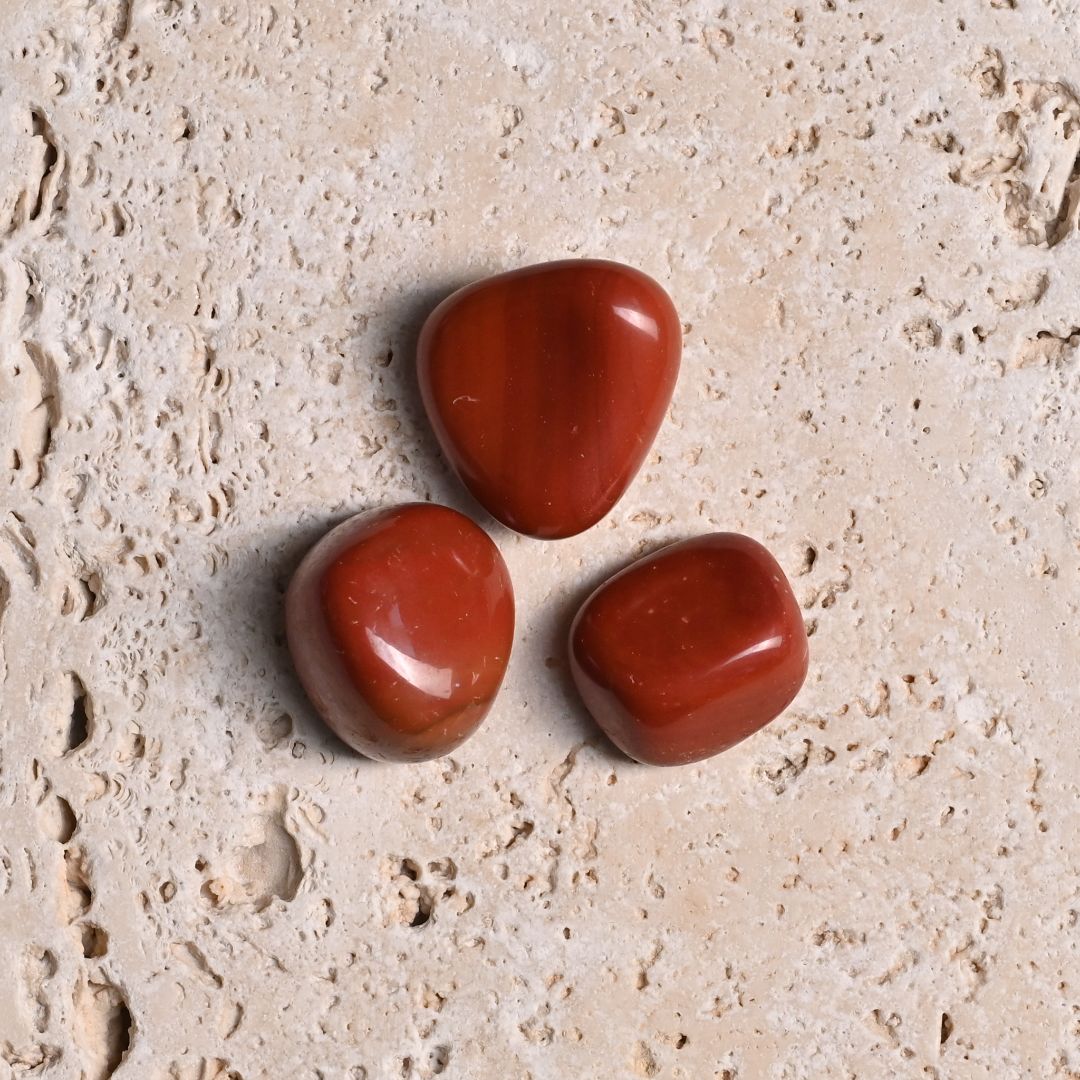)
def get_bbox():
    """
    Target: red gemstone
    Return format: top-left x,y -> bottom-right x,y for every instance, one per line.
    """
569,533 -> 808,766
417,259 -> 681,540
285,504 -> 515,762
